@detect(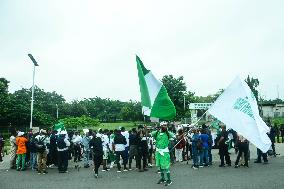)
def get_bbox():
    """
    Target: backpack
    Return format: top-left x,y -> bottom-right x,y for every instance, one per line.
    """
196,138 -> 203,151
36,136 -> 46,153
